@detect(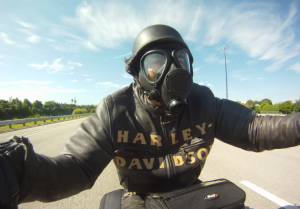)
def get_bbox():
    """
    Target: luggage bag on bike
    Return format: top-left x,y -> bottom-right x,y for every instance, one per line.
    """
145,179 -> 246,209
